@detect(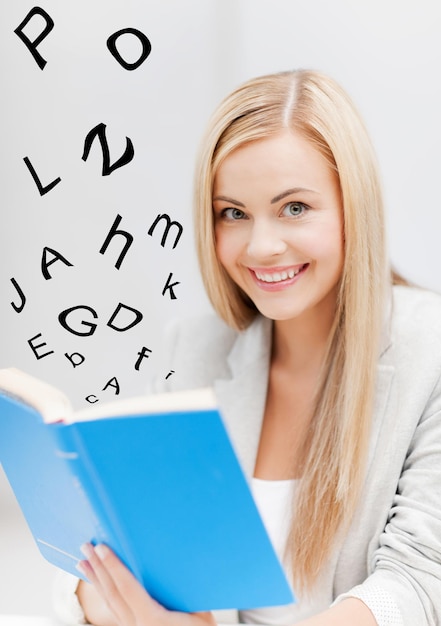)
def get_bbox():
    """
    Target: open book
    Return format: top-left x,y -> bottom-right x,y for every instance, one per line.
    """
0,368 -> 294,612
